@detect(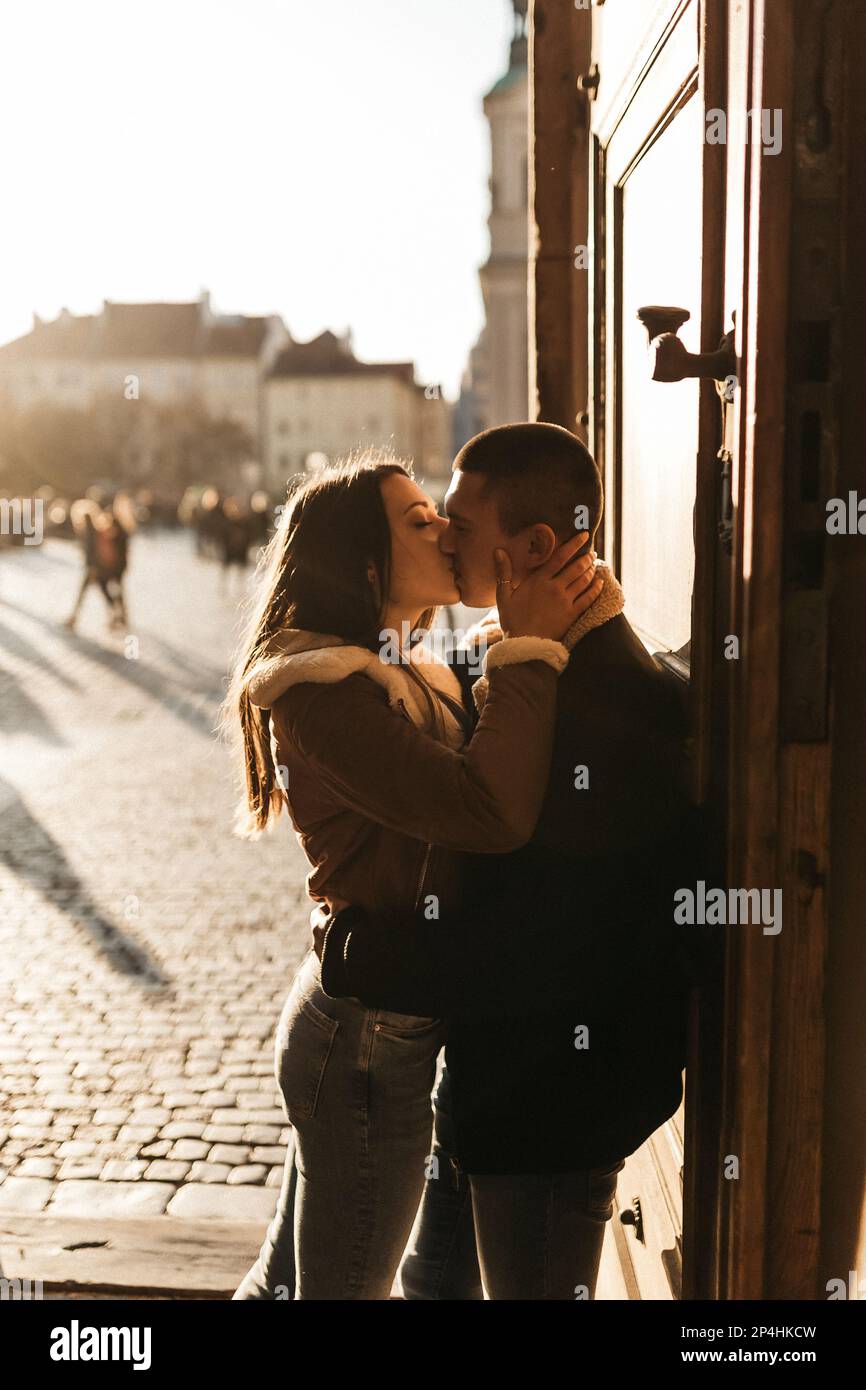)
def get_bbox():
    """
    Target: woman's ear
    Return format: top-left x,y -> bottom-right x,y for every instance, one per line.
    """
366,561 -> 382,609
